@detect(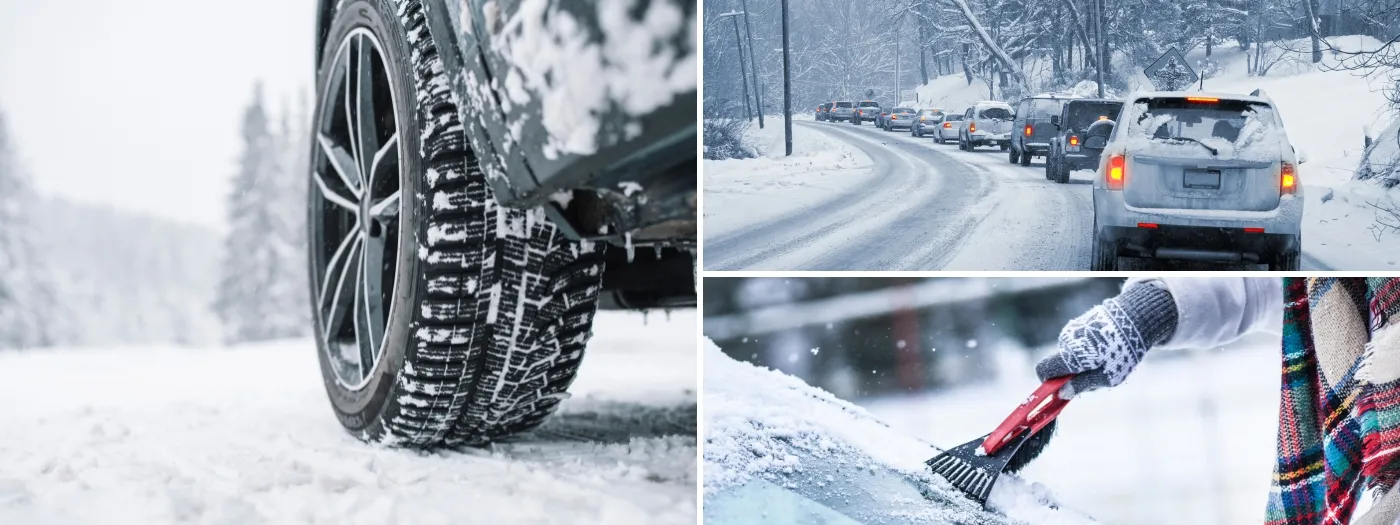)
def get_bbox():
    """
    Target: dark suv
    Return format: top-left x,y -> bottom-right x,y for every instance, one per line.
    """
816,102 -> 832,121
1009,95 -> 1073,166
1046,99 -> 1124,184
308,0 -> 696,449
